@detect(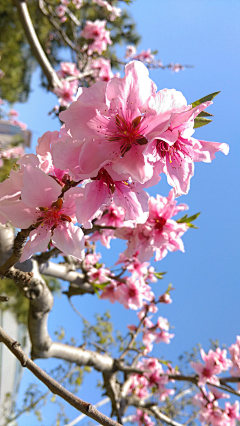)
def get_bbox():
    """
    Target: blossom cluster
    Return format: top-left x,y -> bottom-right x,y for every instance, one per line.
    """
190,340 -> 240,426
0,61 -> 228,265
129,357 -> 175,402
